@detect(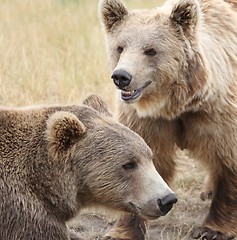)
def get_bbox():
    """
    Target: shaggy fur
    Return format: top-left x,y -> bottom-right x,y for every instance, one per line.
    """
99,0 -> 237,239
0,95 -> 175,240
